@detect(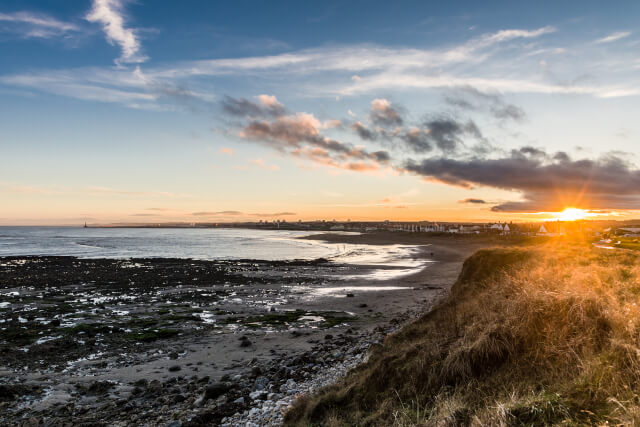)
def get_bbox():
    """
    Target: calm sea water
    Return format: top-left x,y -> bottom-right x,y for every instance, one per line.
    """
0,227 -> 350,260
0,227 -> 429,279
